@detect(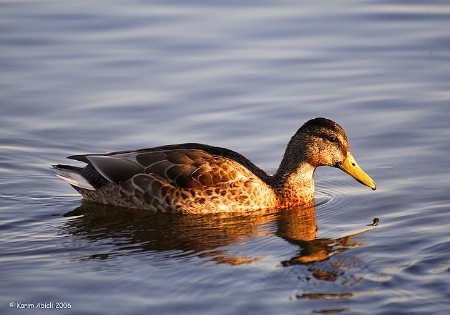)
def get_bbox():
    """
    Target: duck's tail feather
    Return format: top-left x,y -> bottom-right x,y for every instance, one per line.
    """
53,164 -> 96,190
